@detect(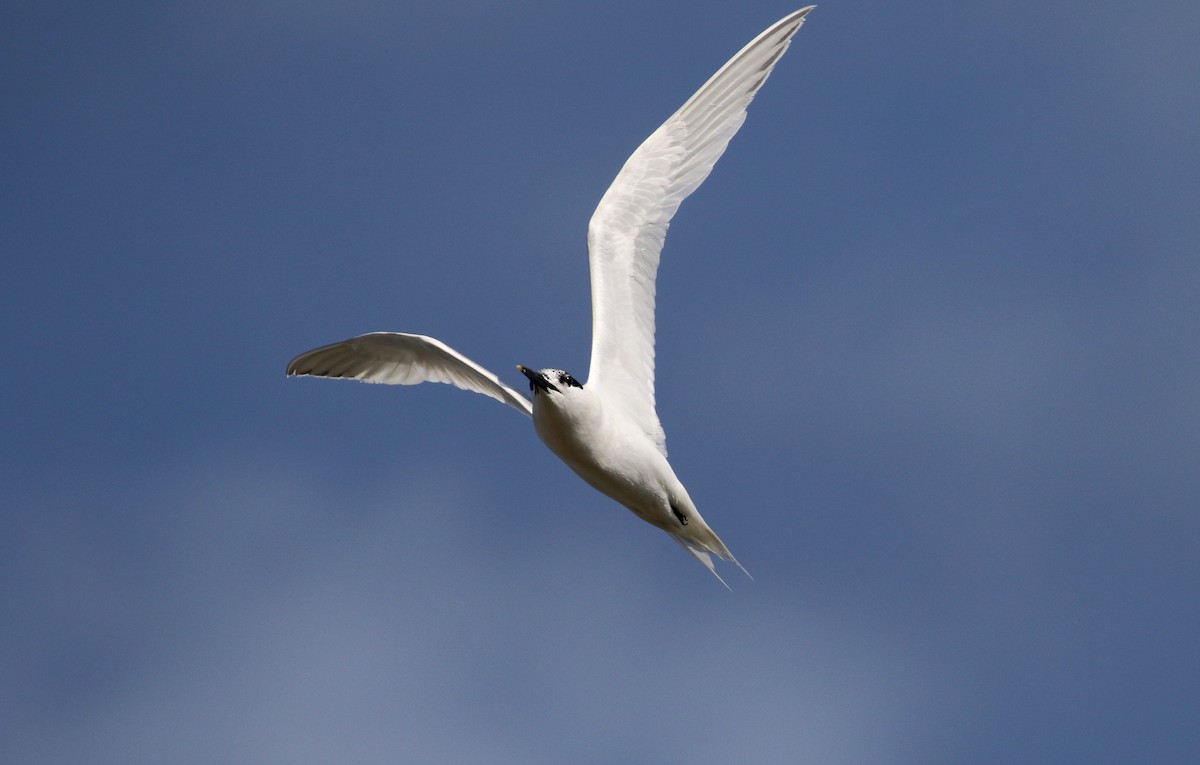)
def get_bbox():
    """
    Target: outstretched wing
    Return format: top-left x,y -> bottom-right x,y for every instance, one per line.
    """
287,332 -> 532,416
585,7 -> 813,456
